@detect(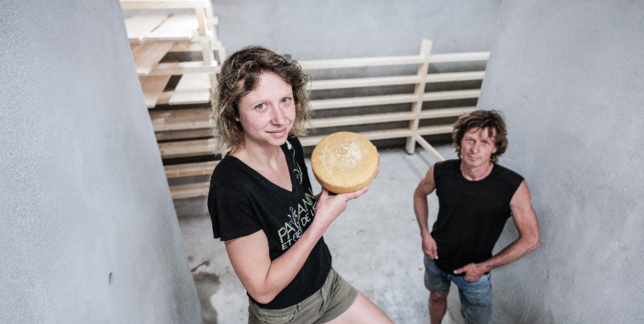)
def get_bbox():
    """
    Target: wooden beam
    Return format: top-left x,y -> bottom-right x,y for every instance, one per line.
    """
155,128 -> 214,141
149,61 -> 218,75
415,135 -> 446,162
139,75 -> 171,108
307,107 -> 475,128
308,71 -> 485,91
299,55 -> 425,70
165,160 -> 219,178
149,108 -> 211,132
131,41 -> 174,76
169,73 -> 211,105
299,124 -> 453,147
158,138 -> 216,159
310,89 -> 479,110
428,52 -> 490,63
147,13 -> 198,42
170,182 -> 210,199
124,13 -> 169,44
